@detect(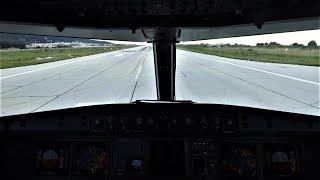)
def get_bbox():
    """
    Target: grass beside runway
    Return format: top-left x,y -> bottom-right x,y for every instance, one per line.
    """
0,46 -> 134,69
177,45 -> 320,66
